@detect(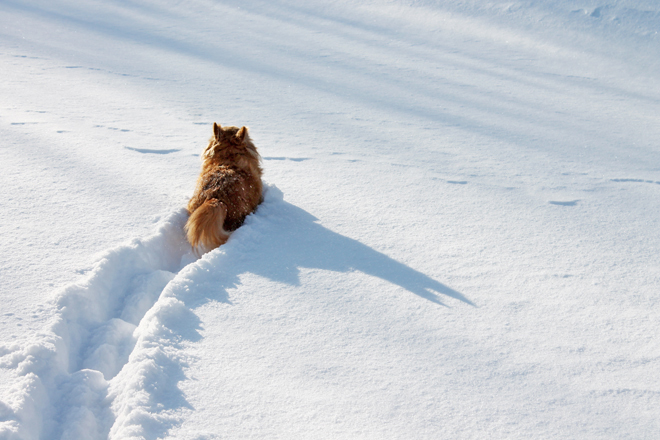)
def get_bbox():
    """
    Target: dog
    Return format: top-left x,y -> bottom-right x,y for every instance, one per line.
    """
185,122 -> 263,254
